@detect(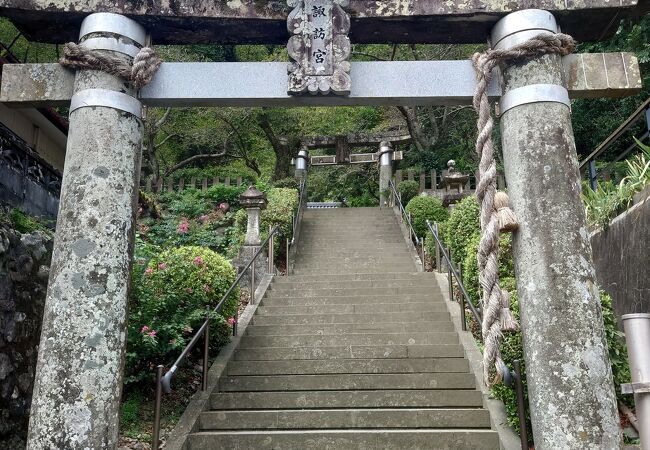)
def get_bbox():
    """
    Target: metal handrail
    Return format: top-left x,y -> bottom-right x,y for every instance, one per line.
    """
151,225 -> 282,450
426,220 -> 482,328
286,179 -> 307,273
425,219 -> 528,449
388,178 -> 420,246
